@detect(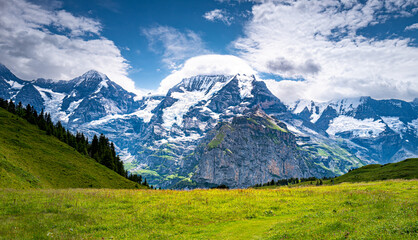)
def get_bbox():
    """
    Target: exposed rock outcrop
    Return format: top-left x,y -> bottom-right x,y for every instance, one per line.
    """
191,108 -> 333,188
